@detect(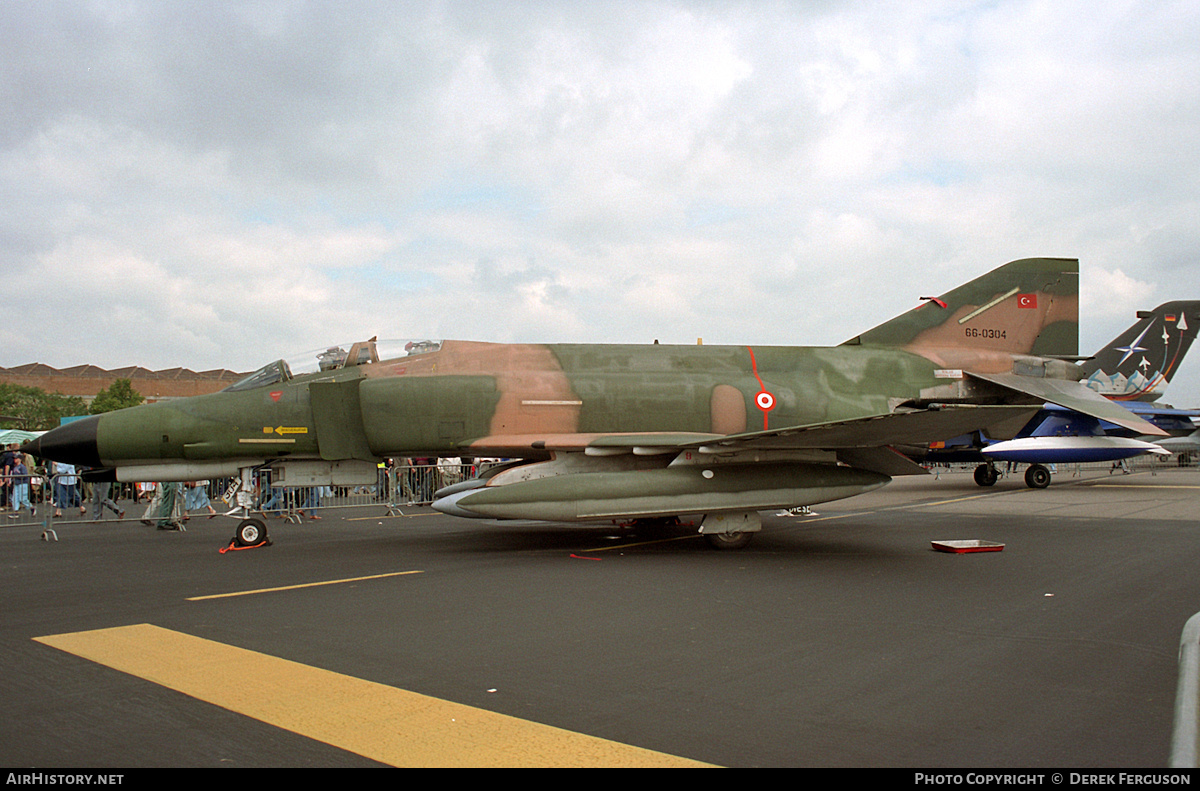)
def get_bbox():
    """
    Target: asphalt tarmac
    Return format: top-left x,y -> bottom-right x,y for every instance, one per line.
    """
3,465 -> 1199,768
